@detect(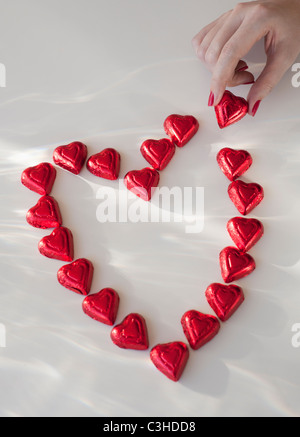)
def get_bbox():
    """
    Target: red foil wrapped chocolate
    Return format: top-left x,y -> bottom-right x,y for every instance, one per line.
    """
53,141 -> 87,175
181,310 -> 220,350
86,148 -> 120,180
219,246 -> 256,283
227,217 -> 264,252
205,283 -> 245,322
164,114 -> 199,147
124,167 -> 160,201
38,226 -> 74,262
150,341 -> 189,382
140,138 -> 175,171
217,147 -> 252,181
57,258 -> 94,295
26,195 -> 62,229
110,313 -> 149,350
82,288 -> 119,326
21,162 -> 56,195
228,180 -> 264,215
215,91 -> 248,129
